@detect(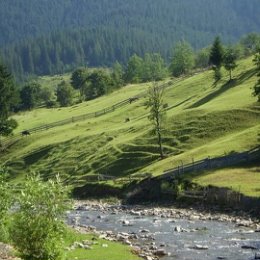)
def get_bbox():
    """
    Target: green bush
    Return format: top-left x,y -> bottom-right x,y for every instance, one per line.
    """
0,168 -> 12,242
10,174 -> 70,260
